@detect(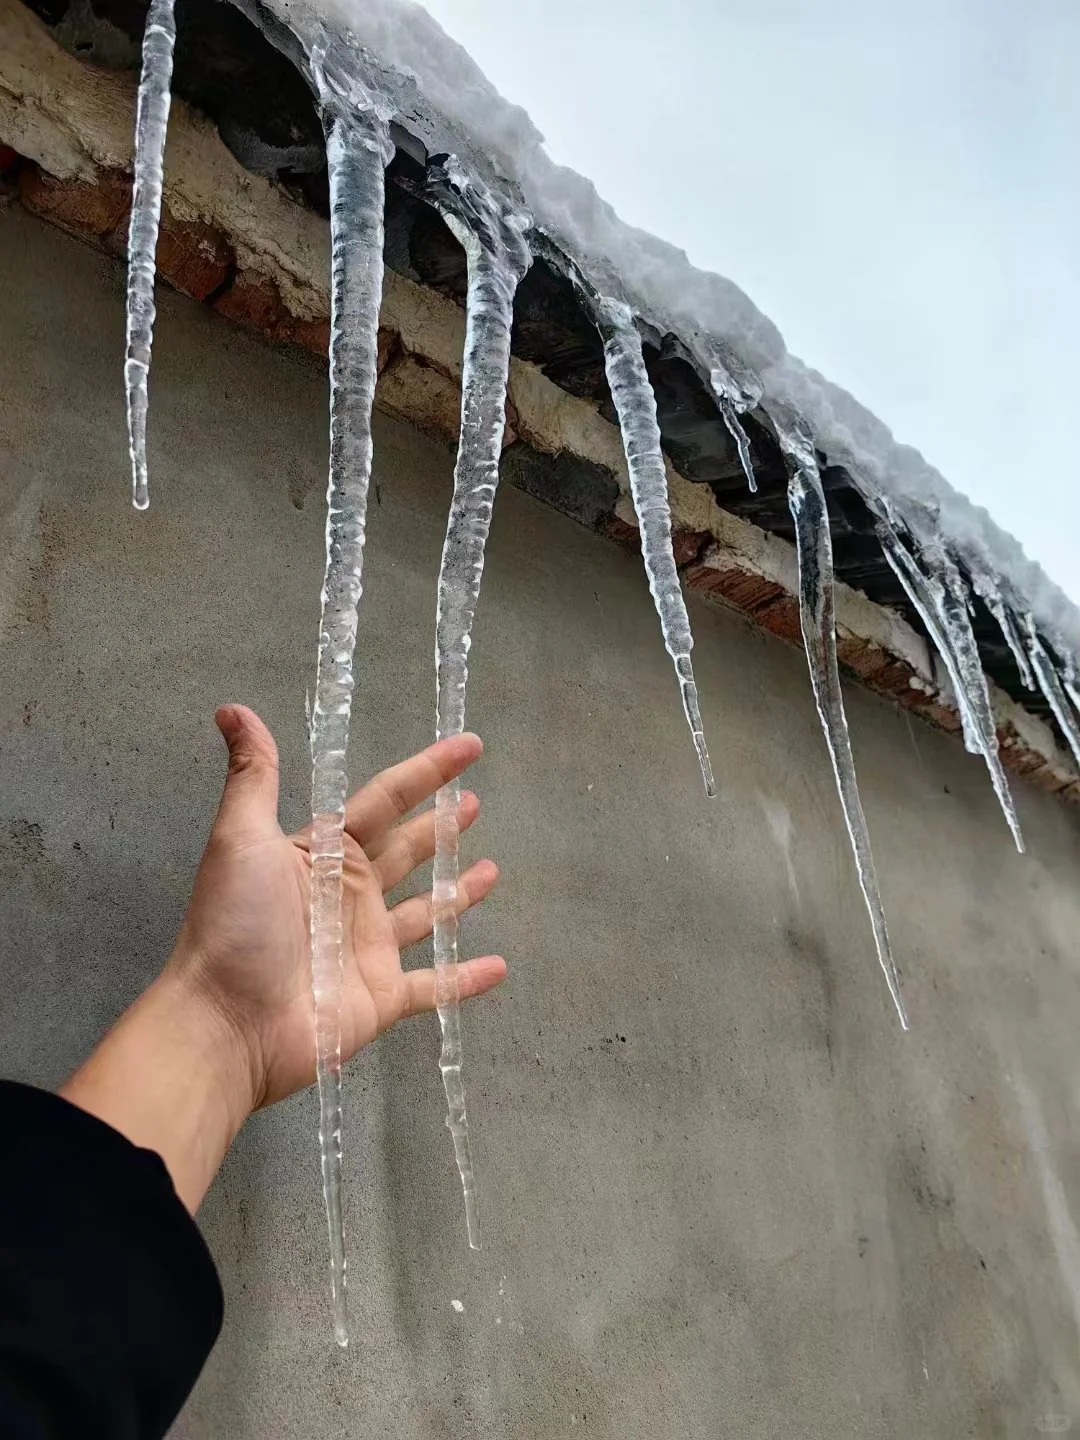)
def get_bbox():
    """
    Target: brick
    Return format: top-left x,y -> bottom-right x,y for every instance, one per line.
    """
1026,764 -> 1072,796
376,351 -> 461,444
19,165 -> 129,238
213,271 -> 290,334
213,270 -> 329,353
606,516 -> 639,550
906,694 -> 964,735
603,520 -> 704,566
154,212 -> 233,300
685,562 -> 785,615
673,528 -> 708,566
755,594 -> 803,646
